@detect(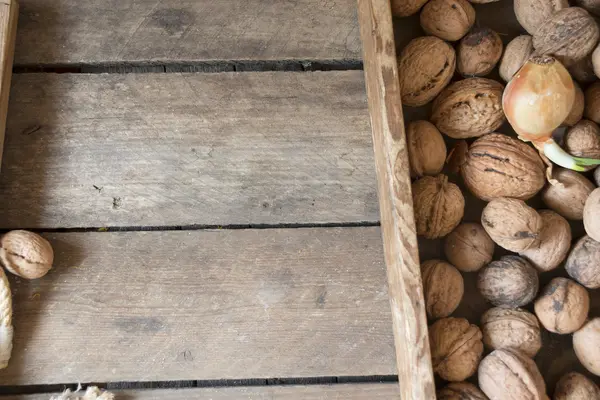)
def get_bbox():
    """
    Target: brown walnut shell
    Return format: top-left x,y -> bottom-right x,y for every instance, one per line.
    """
478,255 -> 539,308
565,119 -> 600,158
573,318 -> 600,376
444,223 -> 494,272
500,35 -> 534,82
564,82 -> 585,127
391,0 -> 429,17
565,235 -> 600,289
407,120 -> 447,178
459,134 -> 545,201
554,372 -> 600,399
0,230 -> 54,280
585,81 -> 600,124
585,188 -> 600,242
481,198 -> 543,252
534,277 -> 589,334
519,210 -> 572,272
569,55 -> 598,84
398,37 -> 456,107
457,28 -> 503,77
420,0 -> 476,42
430,317 -> 483,382
438,382 -> 488,400
478,349 -> 547,400
533,7 -> 600,67
481,307 -> 542,358
514,0 -> 568,35
542,168 -> 596,220
421,259 -> 464,319
412,174 -> 465,239
596,166 -> 600,186
573,0 -> 600,16
431,78 -> 505,139
593,44 -> 600,79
